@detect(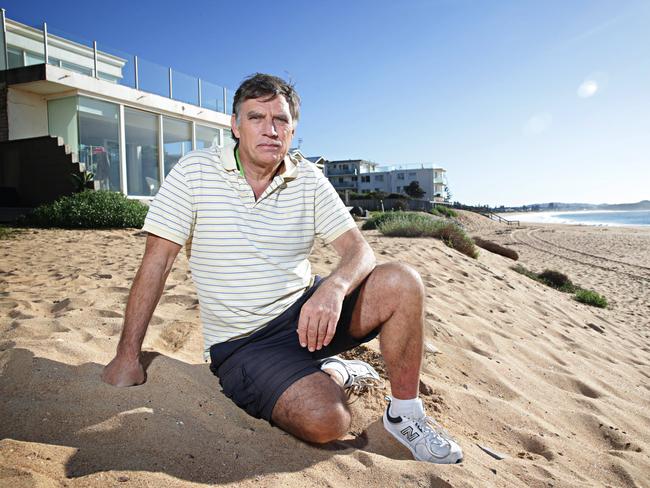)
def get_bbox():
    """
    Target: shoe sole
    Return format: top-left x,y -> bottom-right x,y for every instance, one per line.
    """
383,414 -> 463,464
